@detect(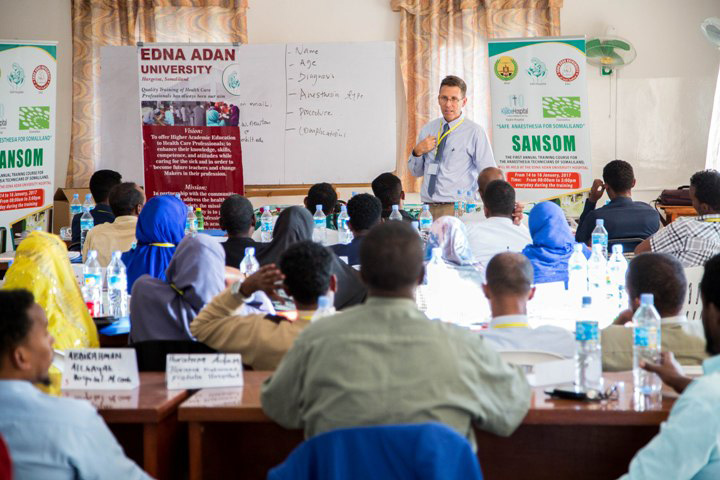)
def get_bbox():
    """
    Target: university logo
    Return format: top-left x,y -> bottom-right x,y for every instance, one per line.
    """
501,94 -> 528,116
19,106 -> 50,130
7,62 -> 24,91
527,57 -> 547,84
222,64 -> 242,96
494,56 -> 518,81
556,58 -> 580,83
32,65 -> 51,90
542,96 -> 581,118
